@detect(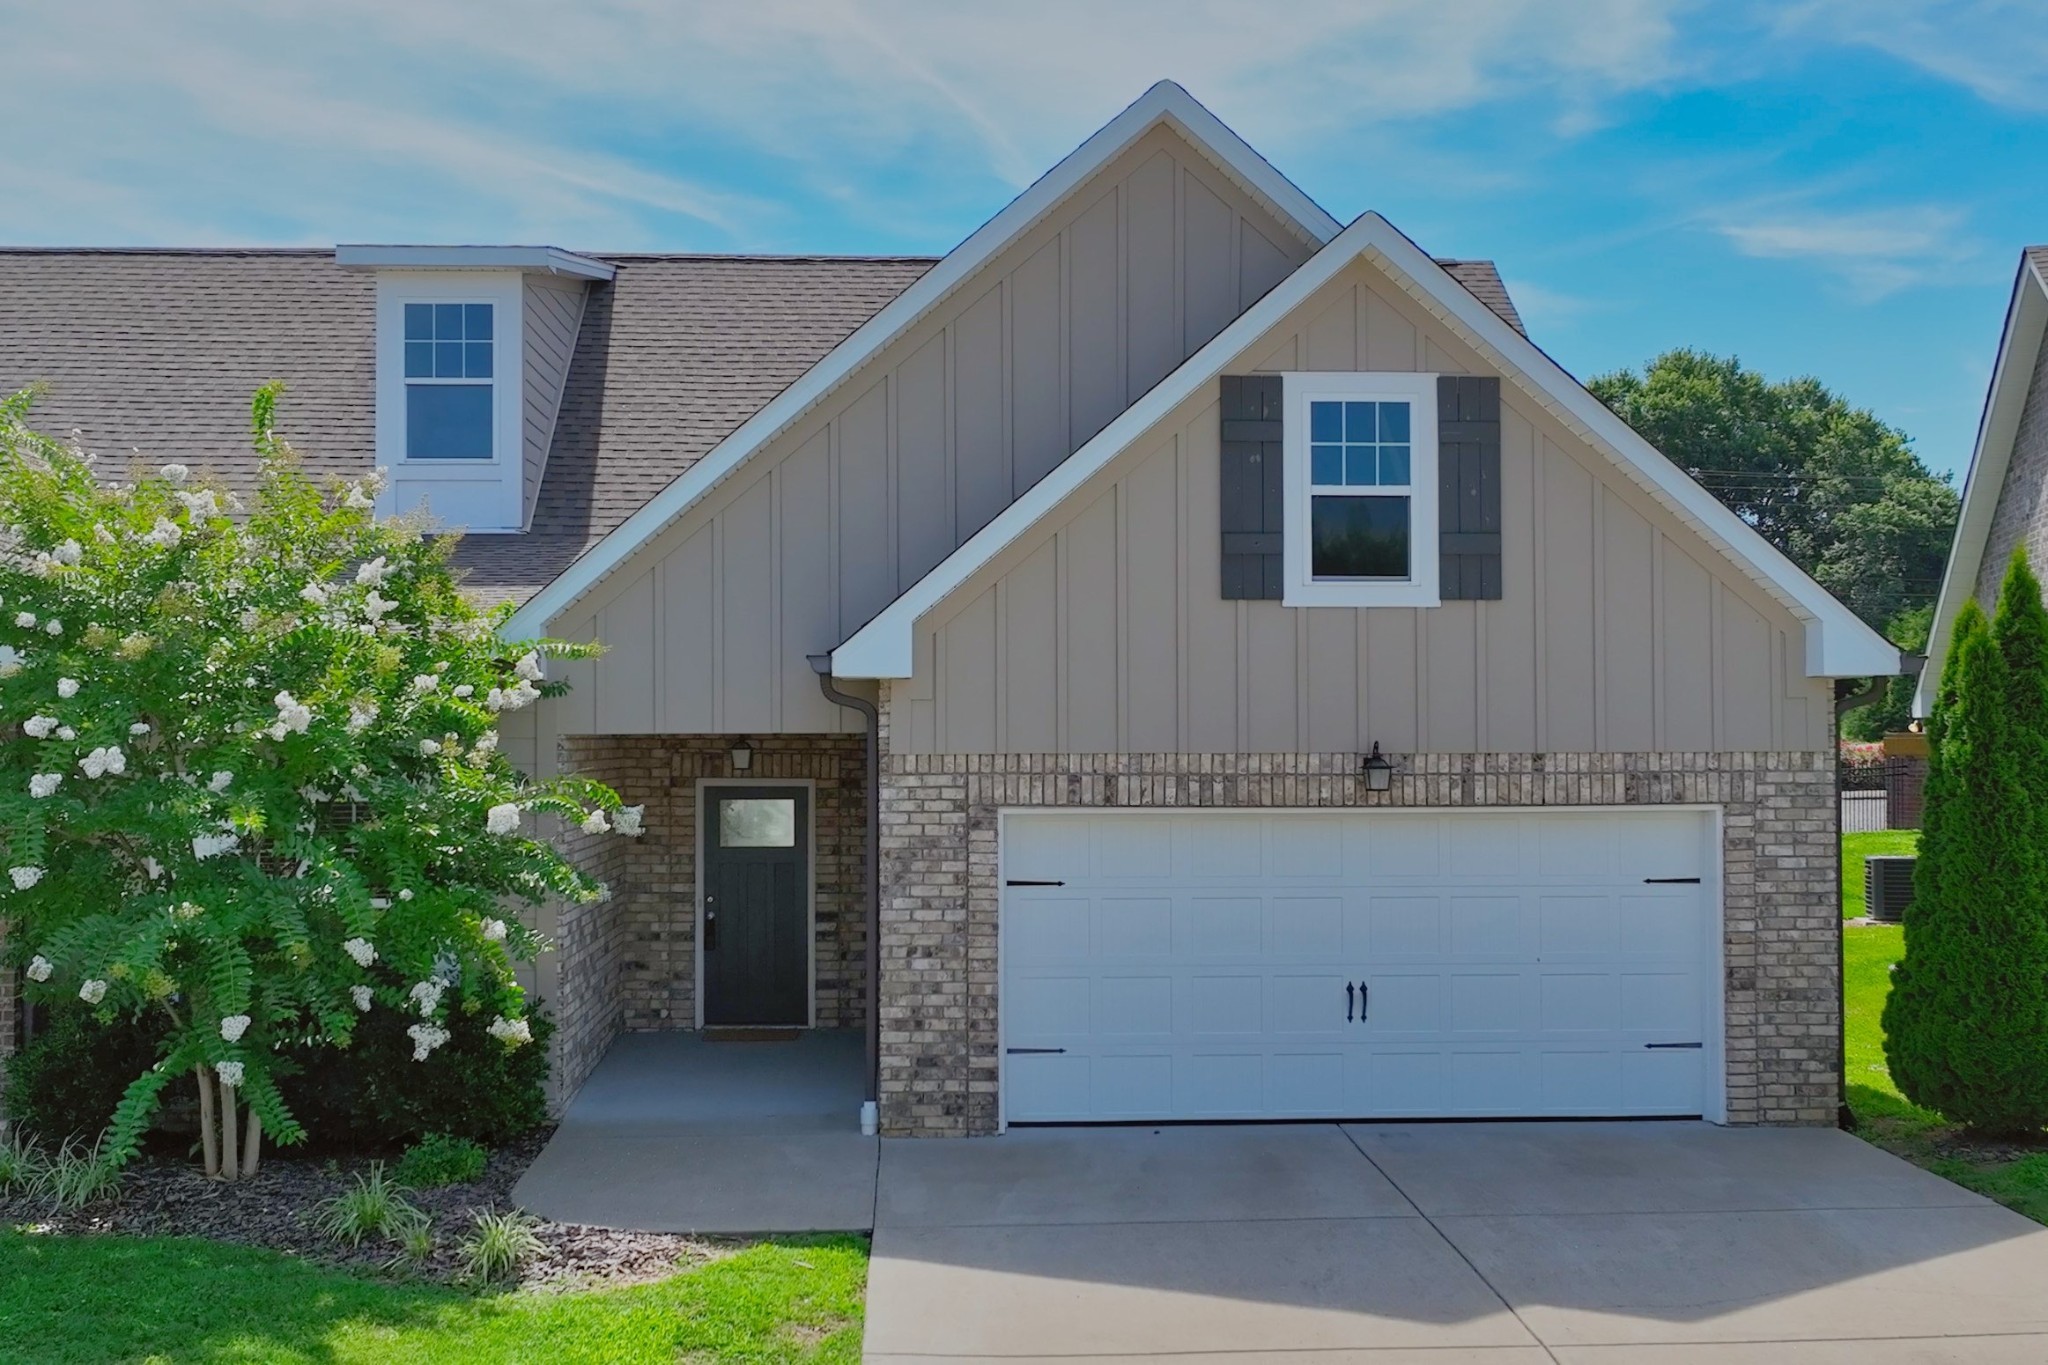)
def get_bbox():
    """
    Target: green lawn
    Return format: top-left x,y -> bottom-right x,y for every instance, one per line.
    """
1840,831 -> 2048,1224
0,1231 -> 867,1364
1841,829 -> 1920,918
